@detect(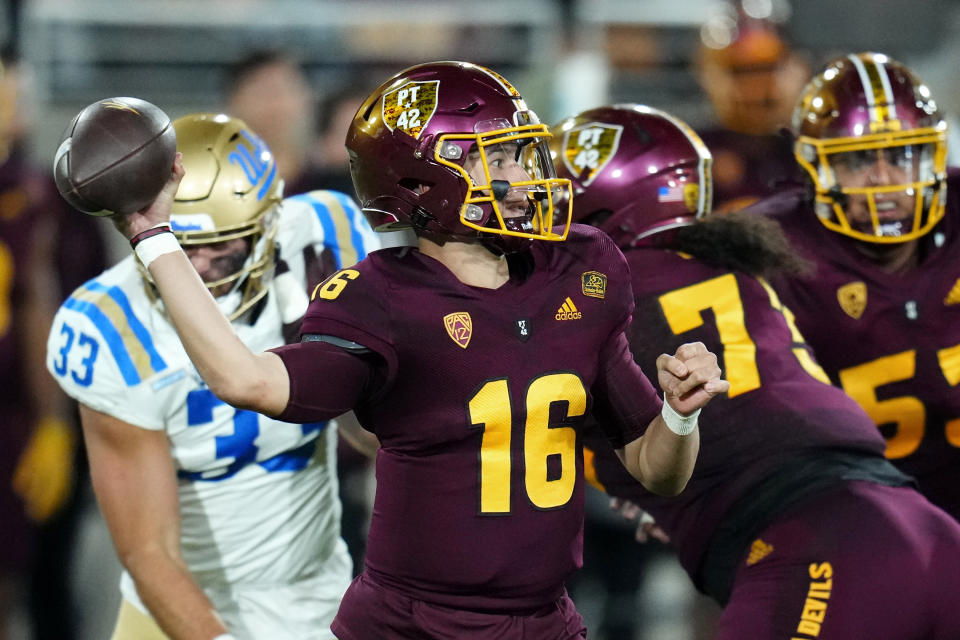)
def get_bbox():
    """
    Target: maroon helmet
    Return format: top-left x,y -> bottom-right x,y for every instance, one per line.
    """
792,52 -> 948,243
550,104 -> 713,249
346,61 -> 571,252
